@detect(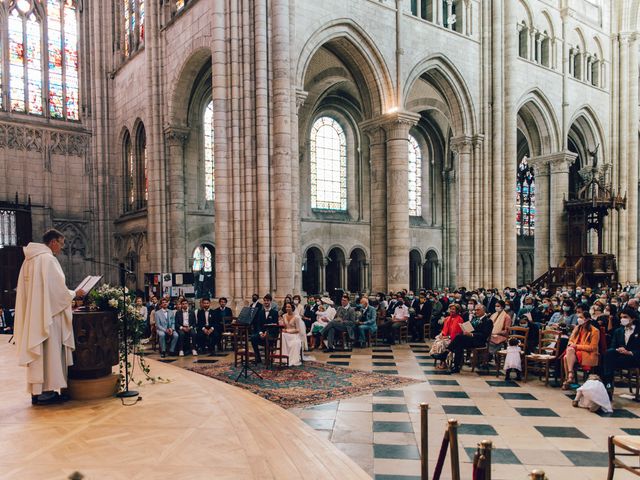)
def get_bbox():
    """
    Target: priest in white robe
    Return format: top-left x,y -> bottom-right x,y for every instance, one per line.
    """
14,229 -> 84,405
